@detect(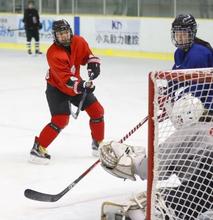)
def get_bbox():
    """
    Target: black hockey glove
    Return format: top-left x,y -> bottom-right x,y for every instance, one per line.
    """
39,22 -> 43,30
87,56 -> 100,80
77,80 -> 95,94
